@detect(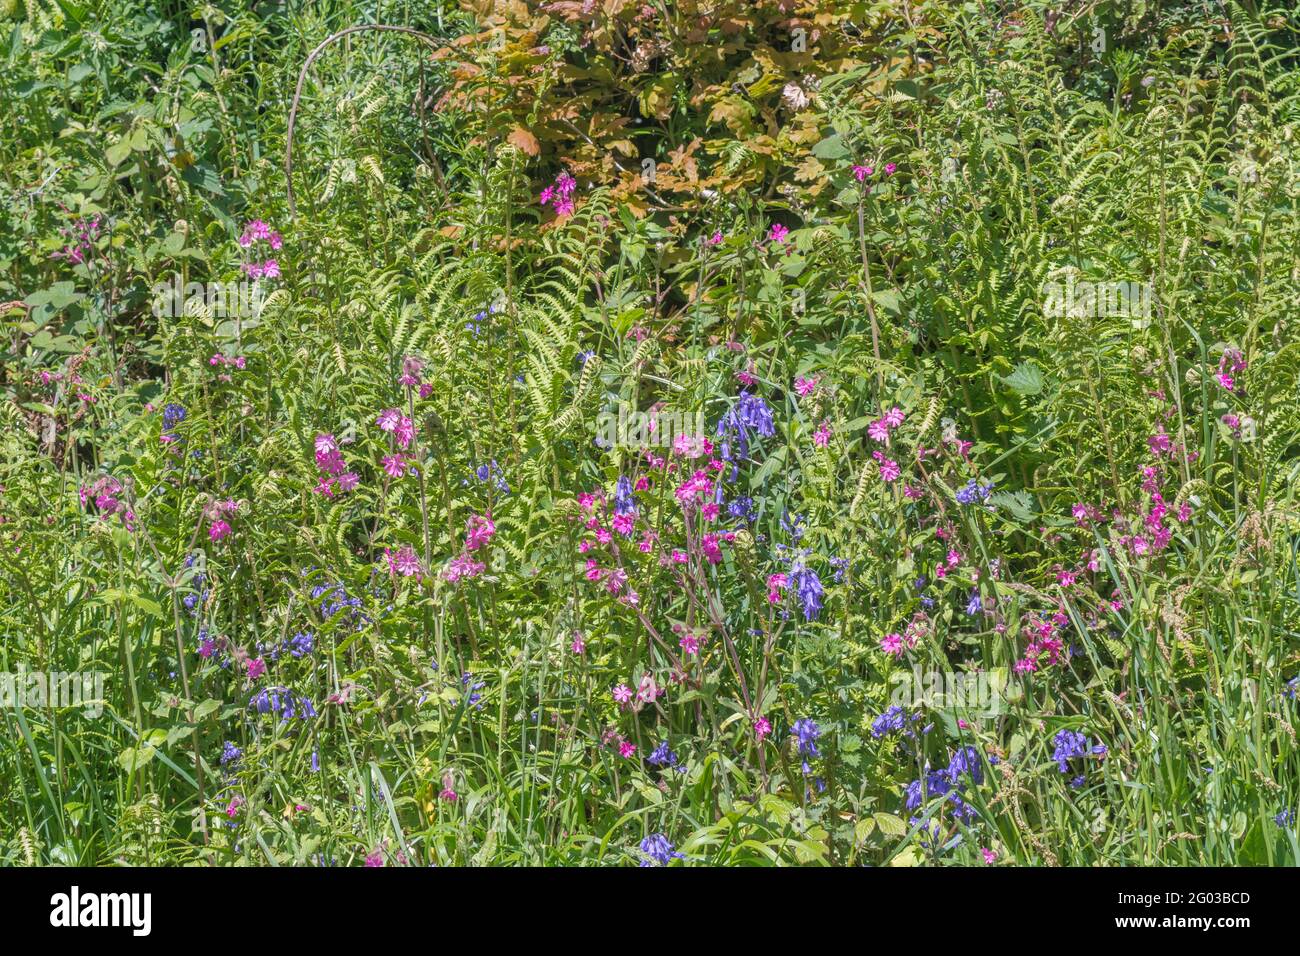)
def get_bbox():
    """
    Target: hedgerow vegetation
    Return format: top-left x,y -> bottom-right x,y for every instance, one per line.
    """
2,0 -> 1299,866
